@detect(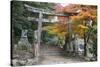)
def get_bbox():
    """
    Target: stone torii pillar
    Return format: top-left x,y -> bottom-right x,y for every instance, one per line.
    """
34,12 -> 43,62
